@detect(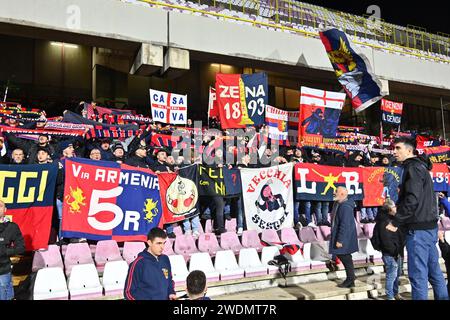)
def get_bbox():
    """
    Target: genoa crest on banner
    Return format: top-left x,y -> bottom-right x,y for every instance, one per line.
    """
149,89 -> 187,125
381,99 -> 403,125
158,165 -> 200,225
240,163 -> 294,231
294,163 -> 363,201
62,158 -> 162,241
215,73 -> 267,129
0,164 -> 57,251
362,167 -> 403,206
299,86 -> 346,145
